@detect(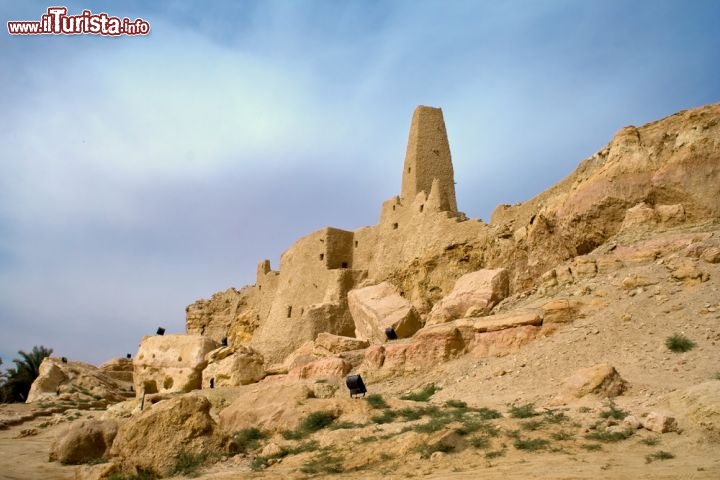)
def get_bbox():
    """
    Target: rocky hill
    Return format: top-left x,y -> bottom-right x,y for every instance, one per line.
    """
2,102 -> 719,480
